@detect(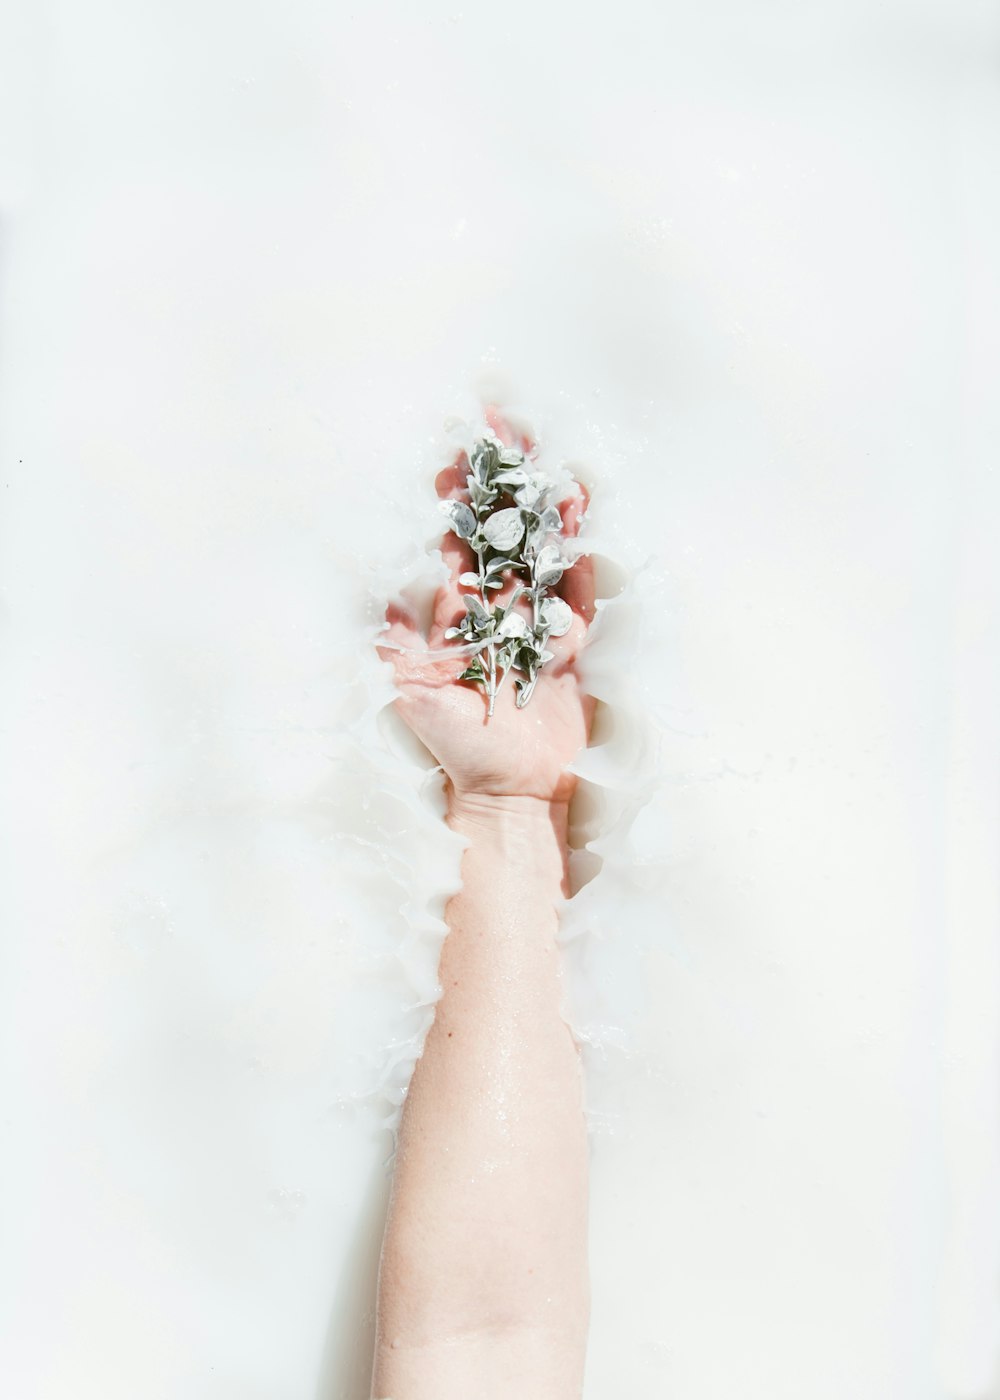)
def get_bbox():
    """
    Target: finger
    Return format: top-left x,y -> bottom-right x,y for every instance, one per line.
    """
434,455 -> 469,500
543,610 -> 589,672
438,524 -> 476,584
376,597 -> 427,682
434,450 -> 477,572
429,569 -> 468,647
378,597 -> 463,696
377,597 -> 423,651
556,483 -> 596,625
429,502 -> 483,646
560,550 -> 596,626
484,402 -> 536,456
559,481 -> 589,538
